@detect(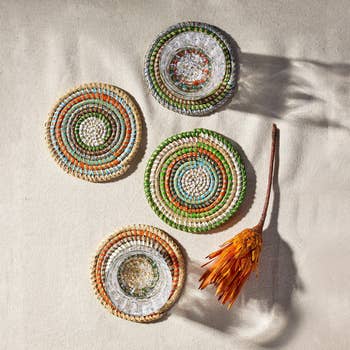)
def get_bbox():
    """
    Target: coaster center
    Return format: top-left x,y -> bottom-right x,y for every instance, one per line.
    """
79,116 -> 107,147
118,254 -> 159,298
168,48 -> 211,91
181,165 -> 211,199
